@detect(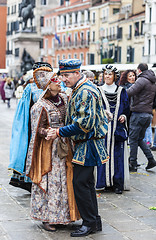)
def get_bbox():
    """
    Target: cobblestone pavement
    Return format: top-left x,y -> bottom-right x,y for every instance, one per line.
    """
0,98 -> 156,240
